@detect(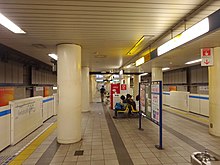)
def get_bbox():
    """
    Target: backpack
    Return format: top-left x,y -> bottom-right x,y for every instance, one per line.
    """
115,102 -> 123,110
